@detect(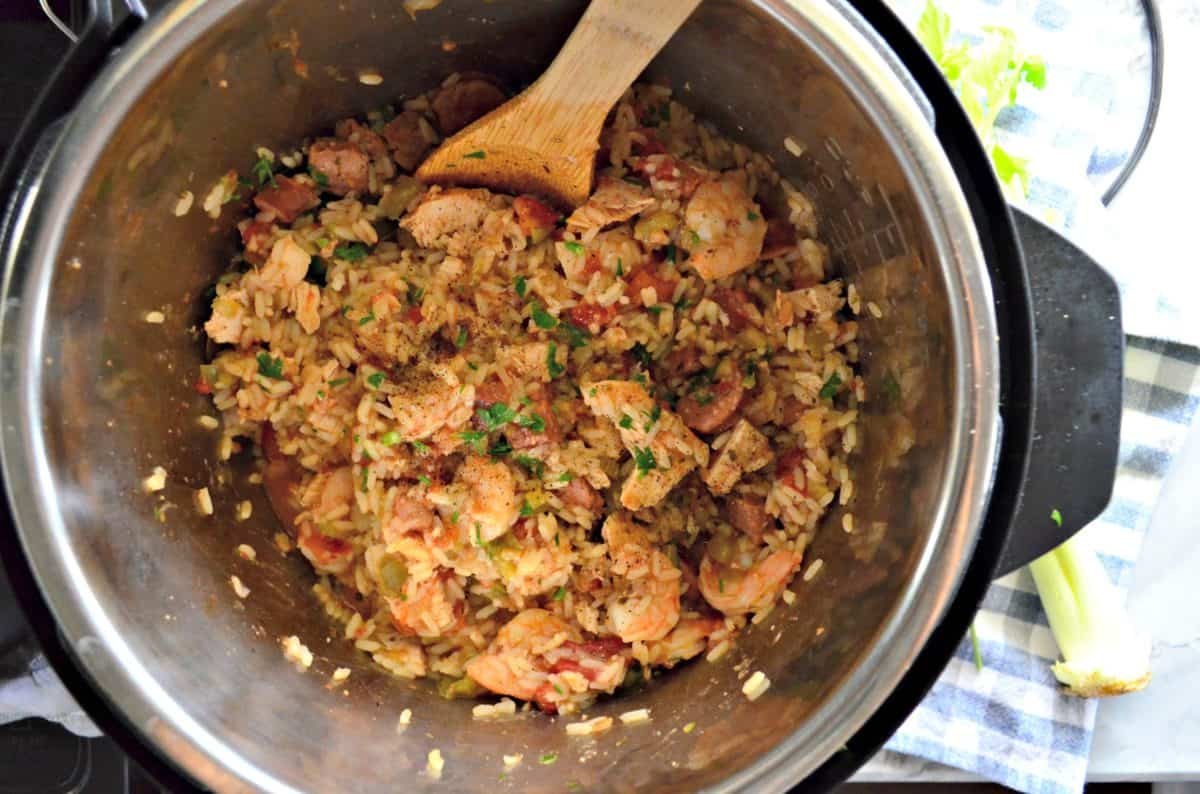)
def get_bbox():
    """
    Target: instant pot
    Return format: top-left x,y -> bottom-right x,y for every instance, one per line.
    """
0,0 -> 1125,791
